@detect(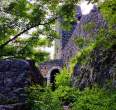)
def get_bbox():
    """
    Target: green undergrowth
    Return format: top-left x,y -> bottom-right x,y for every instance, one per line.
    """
27,85 -> 63,110
27,84 -> 116,110
71,86 -> 116,110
